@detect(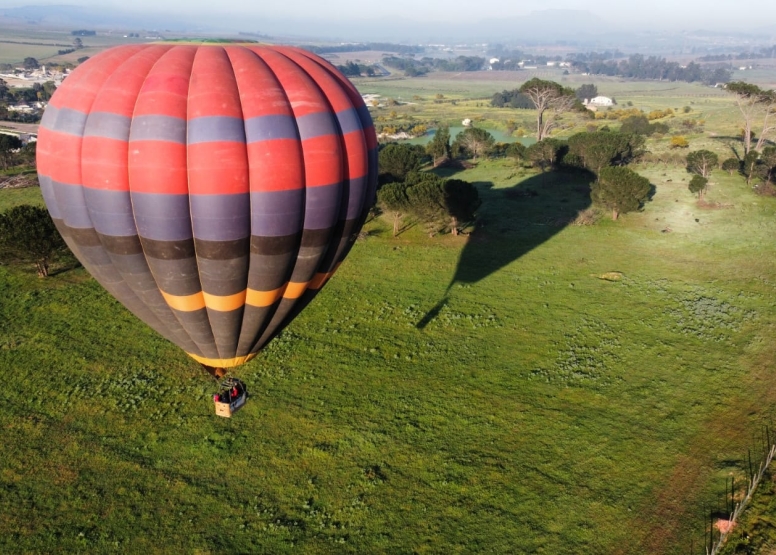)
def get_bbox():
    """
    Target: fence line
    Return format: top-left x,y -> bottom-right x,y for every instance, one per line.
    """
706,442 -> 776,555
